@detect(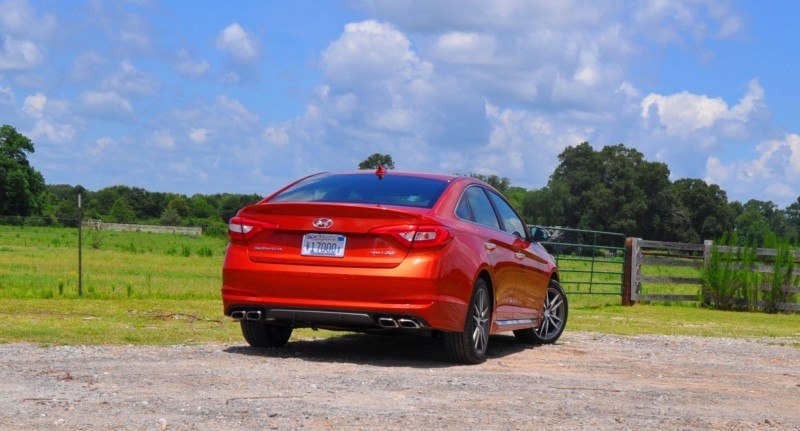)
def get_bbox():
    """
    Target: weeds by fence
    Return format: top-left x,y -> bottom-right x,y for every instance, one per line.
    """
629,237 -> 800,313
